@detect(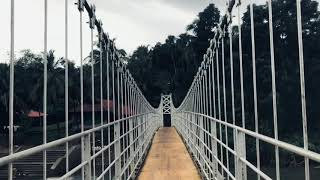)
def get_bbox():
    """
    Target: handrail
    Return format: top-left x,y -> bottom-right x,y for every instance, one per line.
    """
178,111 -> 320,163
0,113 -> 155,167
